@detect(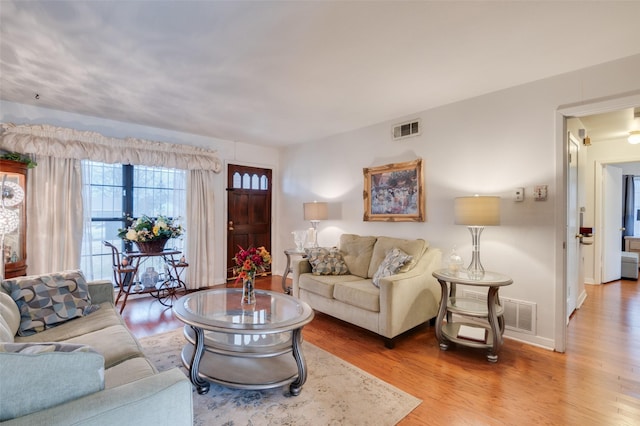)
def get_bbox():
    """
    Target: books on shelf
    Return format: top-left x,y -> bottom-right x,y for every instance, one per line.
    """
457,325 -> 487,343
